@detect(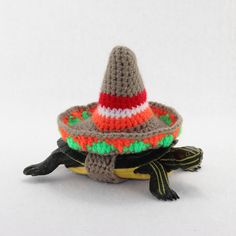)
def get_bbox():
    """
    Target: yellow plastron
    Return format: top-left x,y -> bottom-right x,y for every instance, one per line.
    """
68,167 -> 150,180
